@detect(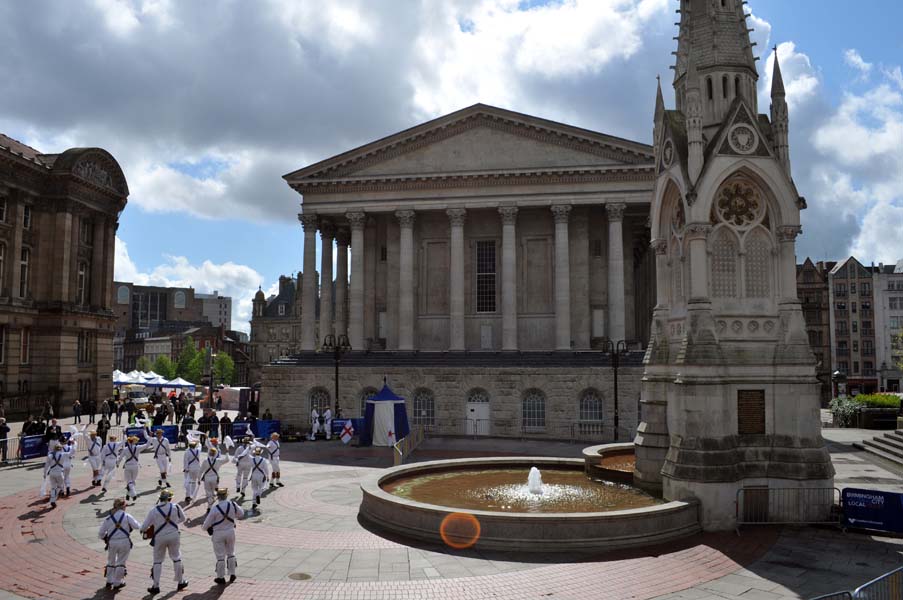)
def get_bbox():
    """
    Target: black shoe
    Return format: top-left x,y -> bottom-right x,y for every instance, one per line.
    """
102,487 -> 107,493
66,488 -> 71,497
50,502 -> 56,508
252,504 -> 258,512
105,583 -> 112,591
147,586 -> 159,595
276,481 -> 284,487
177,581 -> 189,591
235,487 -> 240,493
255,496 -> 261,504
229,575 -> 236,583
113,583 -> 126,591
214,577 -> 226,585
184,497 -> 191,505
239,492 -> 244,499
158,479 -> 162,486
